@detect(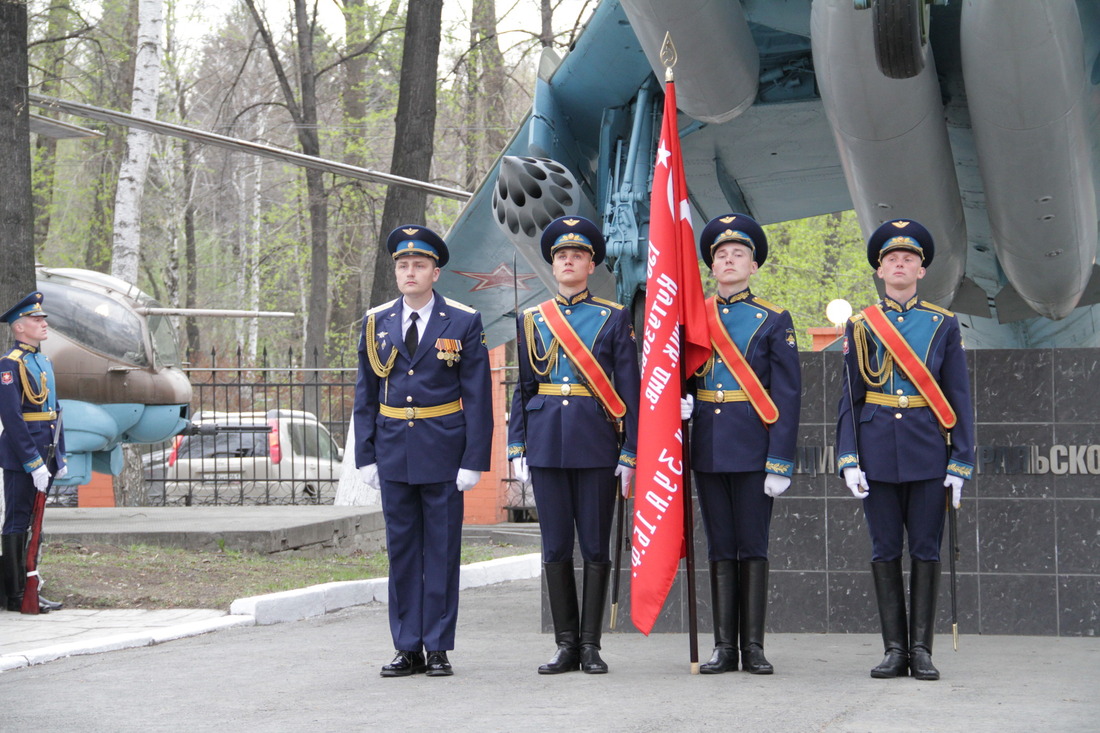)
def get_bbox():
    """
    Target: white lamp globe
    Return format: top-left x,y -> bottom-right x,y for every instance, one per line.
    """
826,299 -> 852,326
